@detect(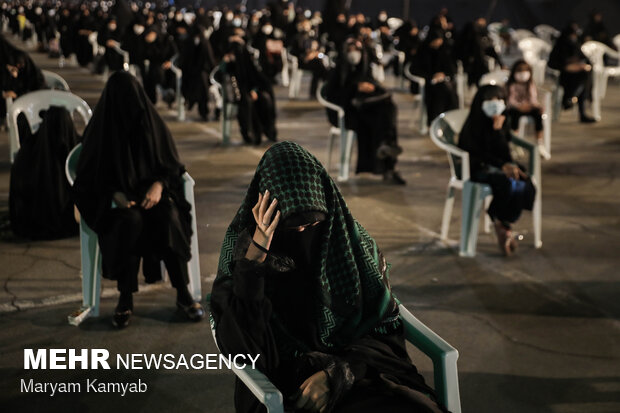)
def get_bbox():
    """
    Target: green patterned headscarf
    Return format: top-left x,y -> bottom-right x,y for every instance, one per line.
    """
216,141 -> 399,356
